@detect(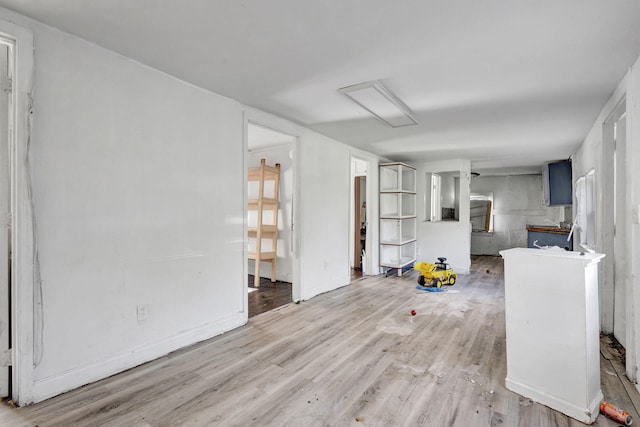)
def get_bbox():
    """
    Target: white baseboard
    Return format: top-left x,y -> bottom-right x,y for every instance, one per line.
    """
301,280 -> 349,301
506,377 -> 601,424
30,312 -> 245,403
